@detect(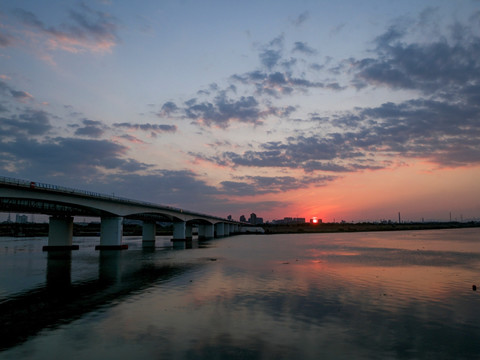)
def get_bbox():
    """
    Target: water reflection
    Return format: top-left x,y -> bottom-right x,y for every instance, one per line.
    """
1,229 -> 480,359
0,241 -> 197,351
46,251 -> 72,288
98,250 -> 124,283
